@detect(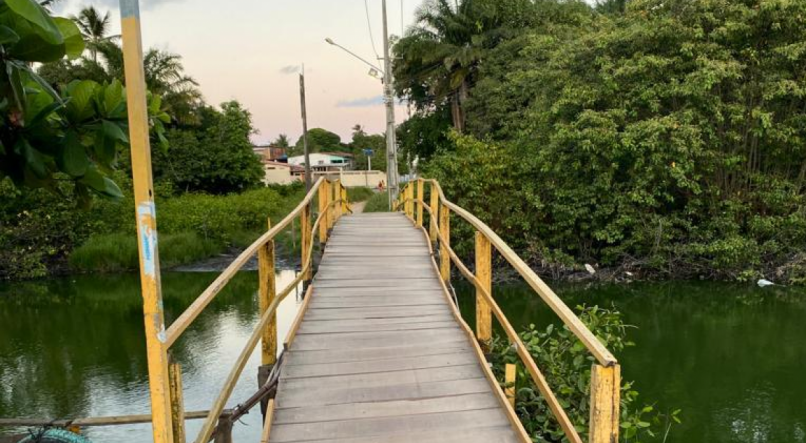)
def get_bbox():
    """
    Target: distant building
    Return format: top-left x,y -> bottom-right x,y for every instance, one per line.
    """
253,145 -> 287,163
288,153 -> 352,172
262,161 -> 303,185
